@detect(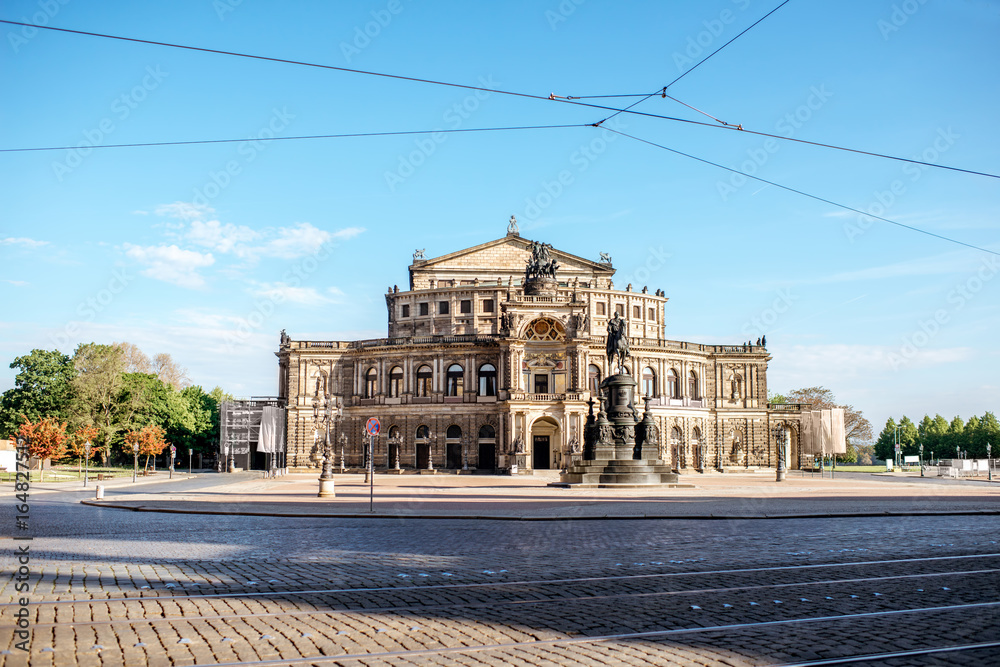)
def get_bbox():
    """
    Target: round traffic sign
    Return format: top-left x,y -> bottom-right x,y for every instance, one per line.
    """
365,417 -> 381,436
